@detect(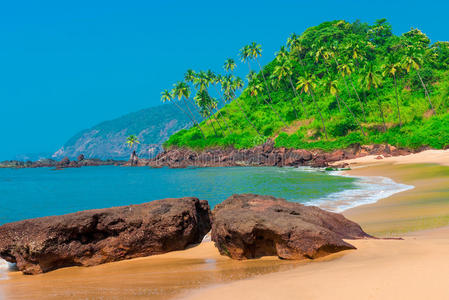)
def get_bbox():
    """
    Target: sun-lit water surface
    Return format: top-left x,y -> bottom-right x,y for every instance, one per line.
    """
0,165 -> 358,225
